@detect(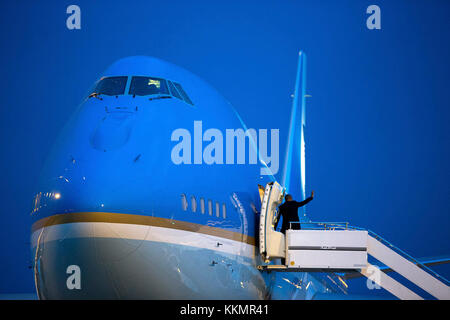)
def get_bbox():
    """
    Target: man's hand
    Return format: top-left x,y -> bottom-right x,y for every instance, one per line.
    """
311,190 -> 315,198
